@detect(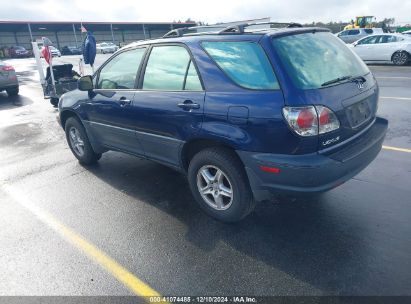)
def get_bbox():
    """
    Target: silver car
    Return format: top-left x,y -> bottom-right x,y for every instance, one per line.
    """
336,28 -> 384,44
0,61 -> 19,96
